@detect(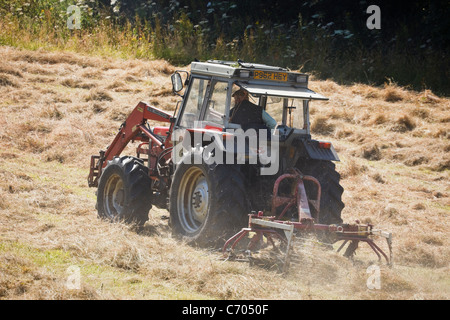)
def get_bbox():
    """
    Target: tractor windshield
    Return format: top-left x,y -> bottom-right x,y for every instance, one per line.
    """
265,97 -> 306,130
228,90 -> 307,131
232,81 -> 327,132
